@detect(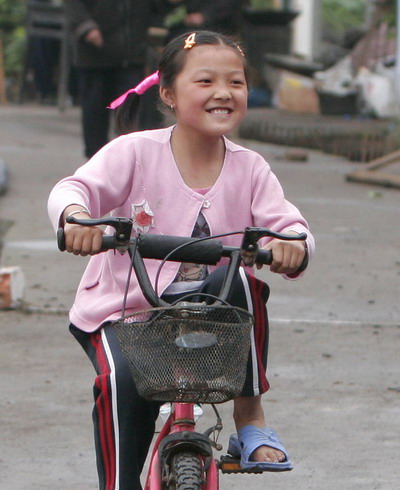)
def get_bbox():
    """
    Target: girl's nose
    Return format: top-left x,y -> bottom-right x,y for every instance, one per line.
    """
213,84 -> 231,100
